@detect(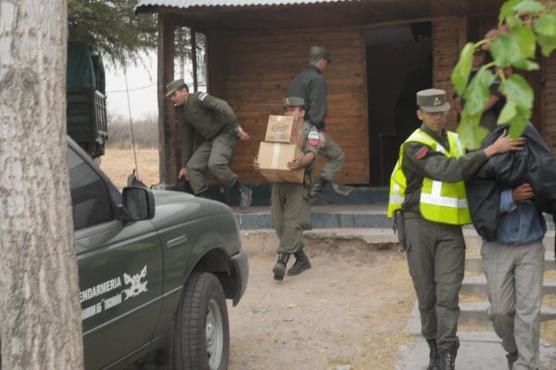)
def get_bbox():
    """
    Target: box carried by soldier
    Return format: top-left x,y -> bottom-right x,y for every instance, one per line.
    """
265,115 -> 295,143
